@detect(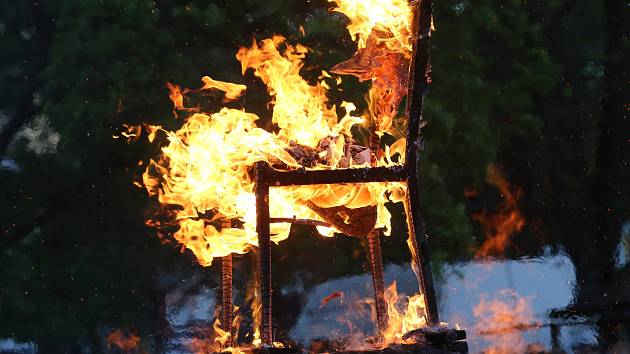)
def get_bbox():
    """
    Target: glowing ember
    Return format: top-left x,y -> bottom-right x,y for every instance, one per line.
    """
473,165 -> 525,258
105,329 -> 140,351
